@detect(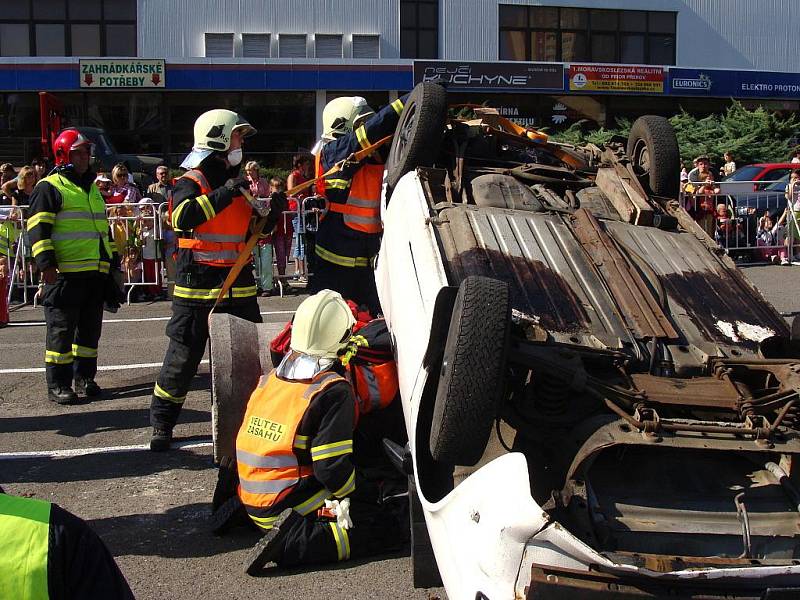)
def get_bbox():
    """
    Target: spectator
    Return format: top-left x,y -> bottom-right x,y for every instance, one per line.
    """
720,152 -> 736,178
245,161 -> 274,296
136,197 -> 163,301
756,210 -> 786,264
791,150 -> 800,164
270,176 -> 293,279
714,202 -> 744,249
287,153 -> 314,281
0,163 -> 15,185
777,170 -> 800,264
31,157 -> 46,181
688,156 -> 712,183
111,163 -> 141,204
691,175 -> 719,237
4,166 -> 36,206
147,165 -> 173,205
